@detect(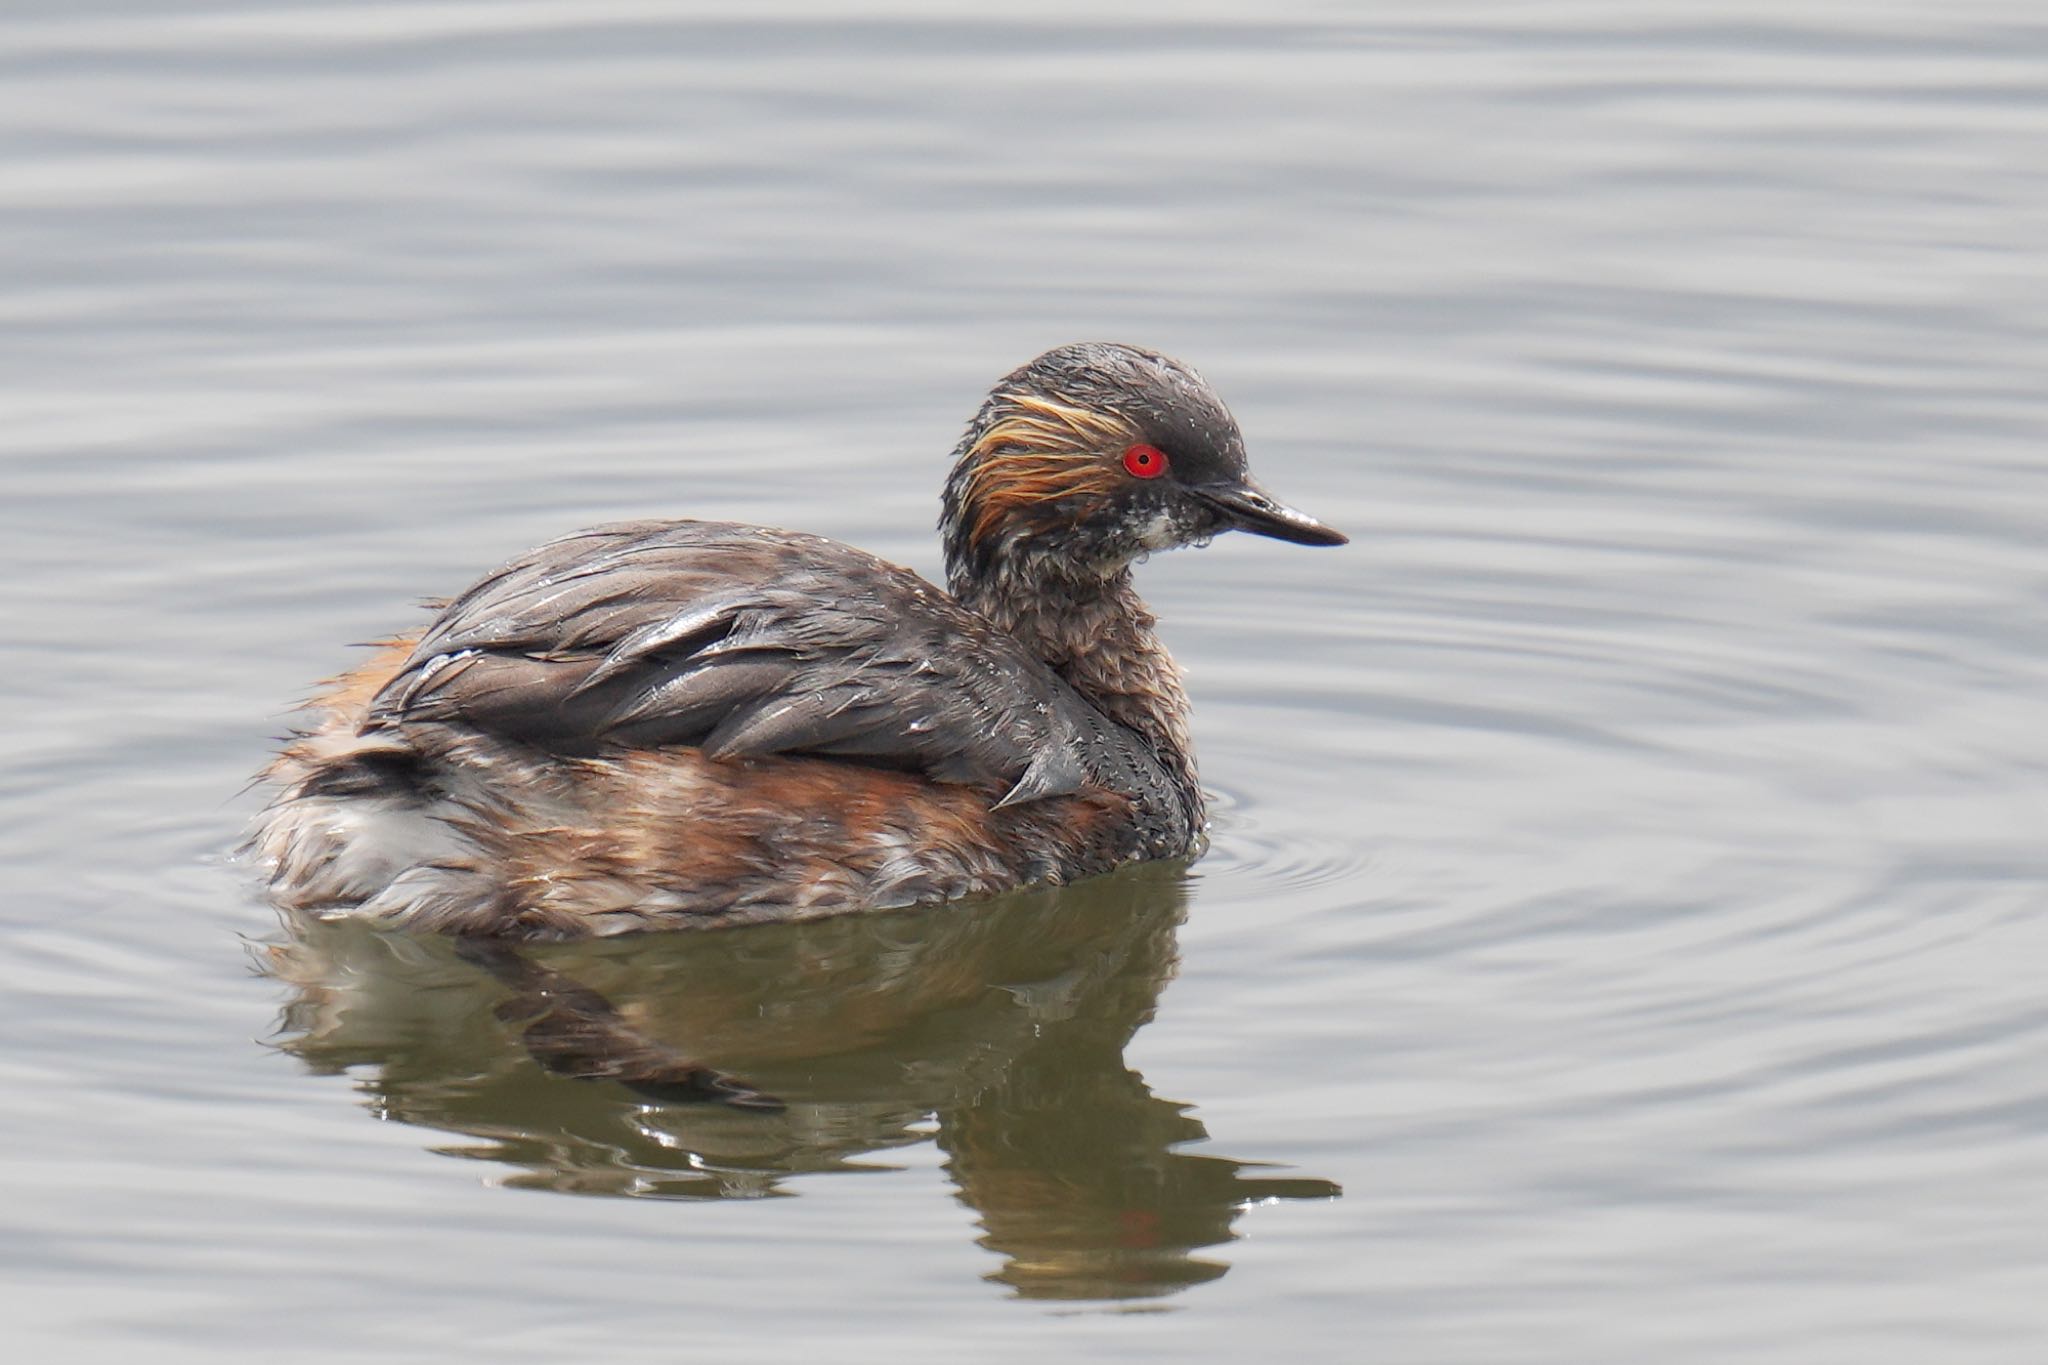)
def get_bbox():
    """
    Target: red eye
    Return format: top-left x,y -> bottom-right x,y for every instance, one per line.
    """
1122,444 -> 1168,479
